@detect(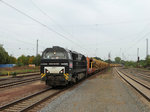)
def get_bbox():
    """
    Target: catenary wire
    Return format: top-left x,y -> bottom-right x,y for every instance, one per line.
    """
30,0 -> 75,39
0,0 -> 88,53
